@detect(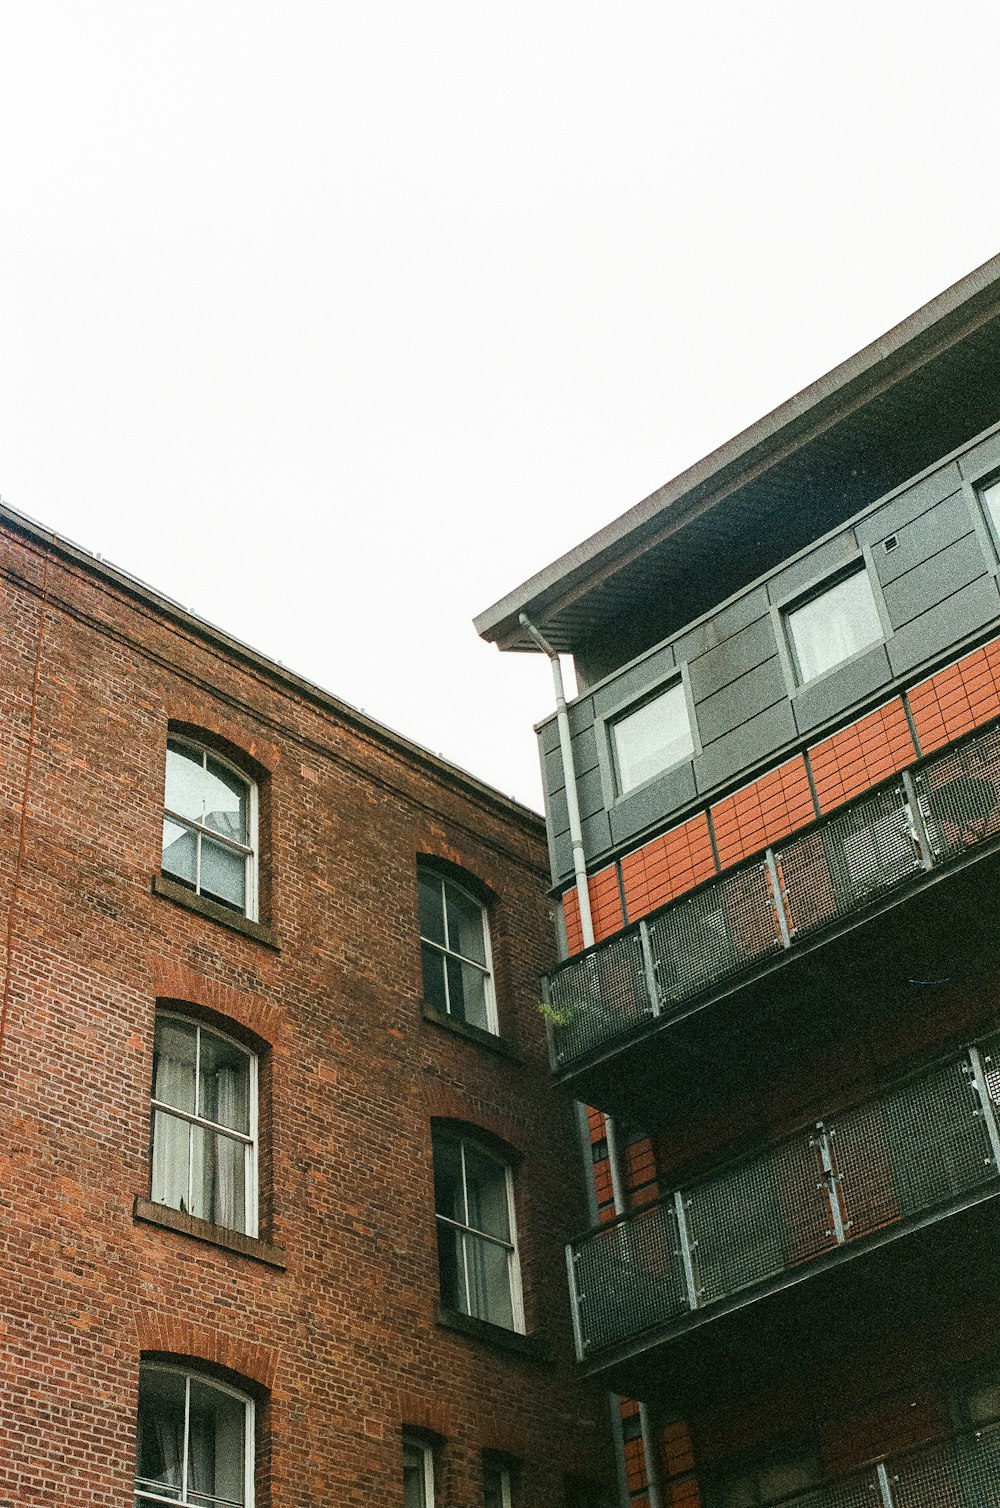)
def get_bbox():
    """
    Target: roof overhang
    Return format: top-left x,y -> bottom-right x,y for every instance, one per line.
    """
475,252 -> 1000,659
